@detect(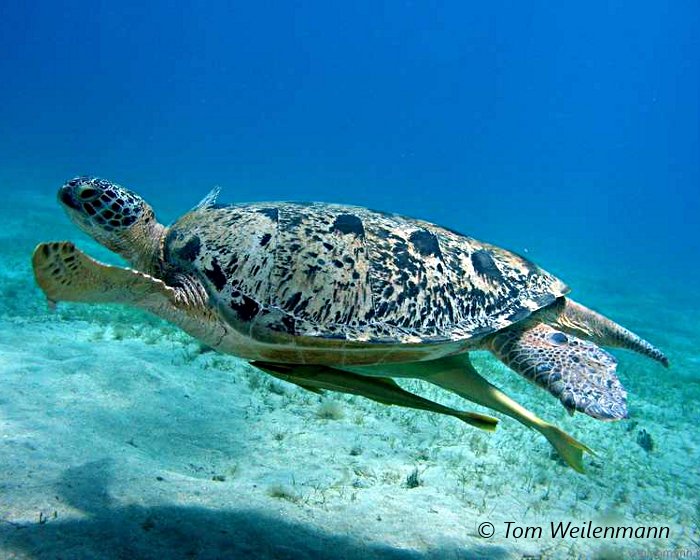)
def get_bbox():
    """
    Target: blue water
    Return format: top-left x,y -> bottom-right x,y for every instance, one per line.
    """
1,2 -> 699,558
